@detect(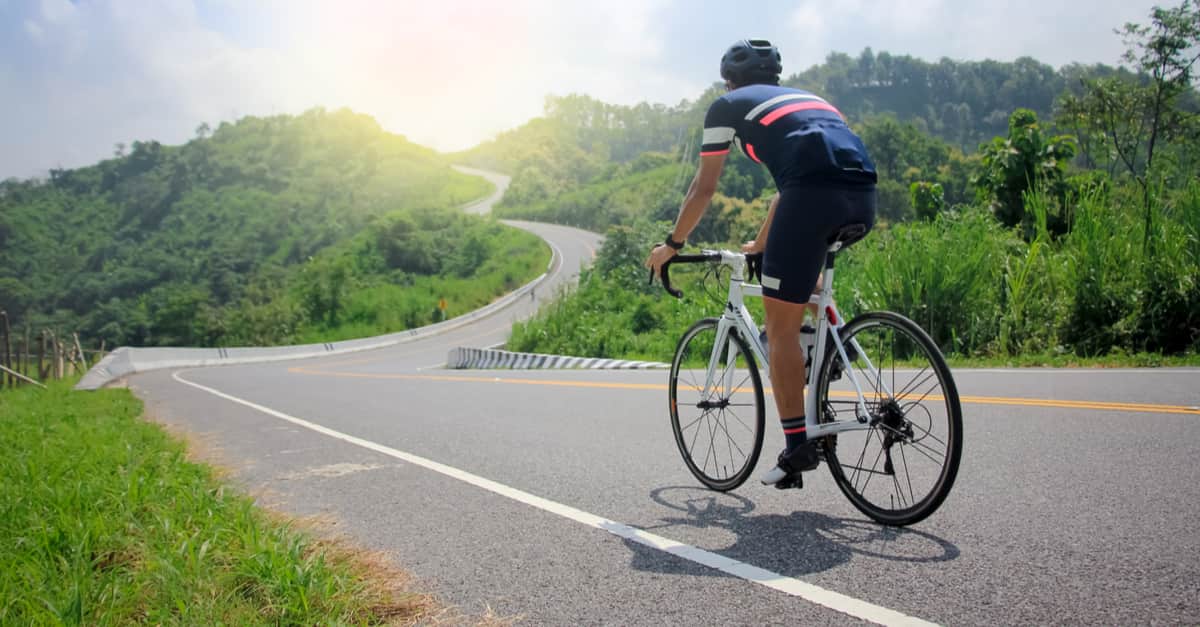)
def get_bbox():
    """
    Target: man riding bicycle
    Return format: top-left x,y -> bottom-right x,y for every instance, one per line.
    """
645,39 -> 877,488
